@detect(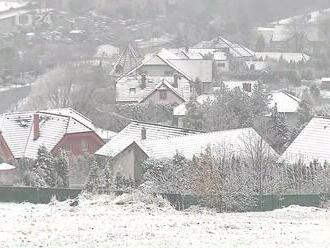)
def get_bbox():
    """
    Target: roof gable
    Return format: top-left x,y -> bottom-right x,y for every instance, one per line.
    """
139,80 -> 186,103
280,118 -> 330,164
